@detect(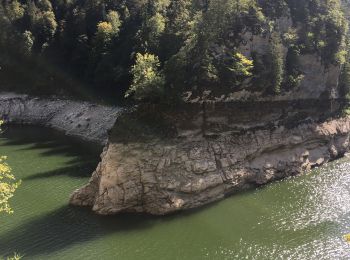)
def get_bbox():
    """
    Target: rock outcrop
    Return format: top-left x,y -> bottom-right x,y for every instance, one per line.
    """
70,102 -> 350,215
0,95 -> 347,216
0,93 -> 123,144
